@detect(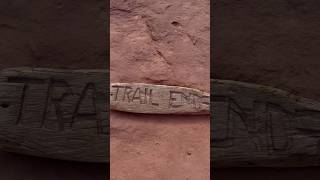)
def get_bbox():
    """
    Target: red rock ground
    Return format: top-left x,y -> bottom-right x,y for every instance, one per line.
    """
110,0 -> 210,179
